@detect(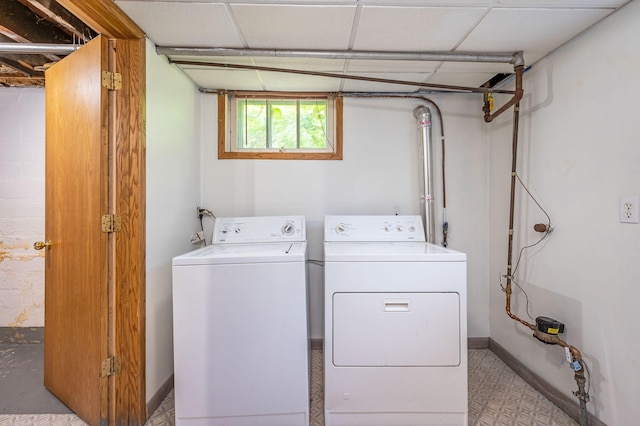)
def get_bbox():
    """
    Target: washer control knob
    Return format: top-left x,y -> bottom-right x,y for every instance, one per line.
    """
384,225 -> 392,232
234,227 -> 241,234
282,223 -> 295,235
335,223 -> 348,234
396,225 -> 404,232
409,226 -> 416,232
